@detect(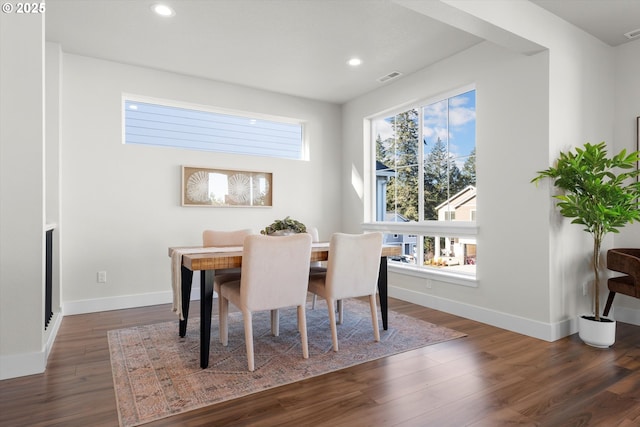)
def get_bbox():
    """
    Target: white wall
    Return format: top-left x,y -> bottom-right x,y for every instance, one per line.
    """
610,39 -> 640,323
0,13 -> 46,379
60,53 -> 342,313
343,41 -> 553,335
343,0 -> 618,341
